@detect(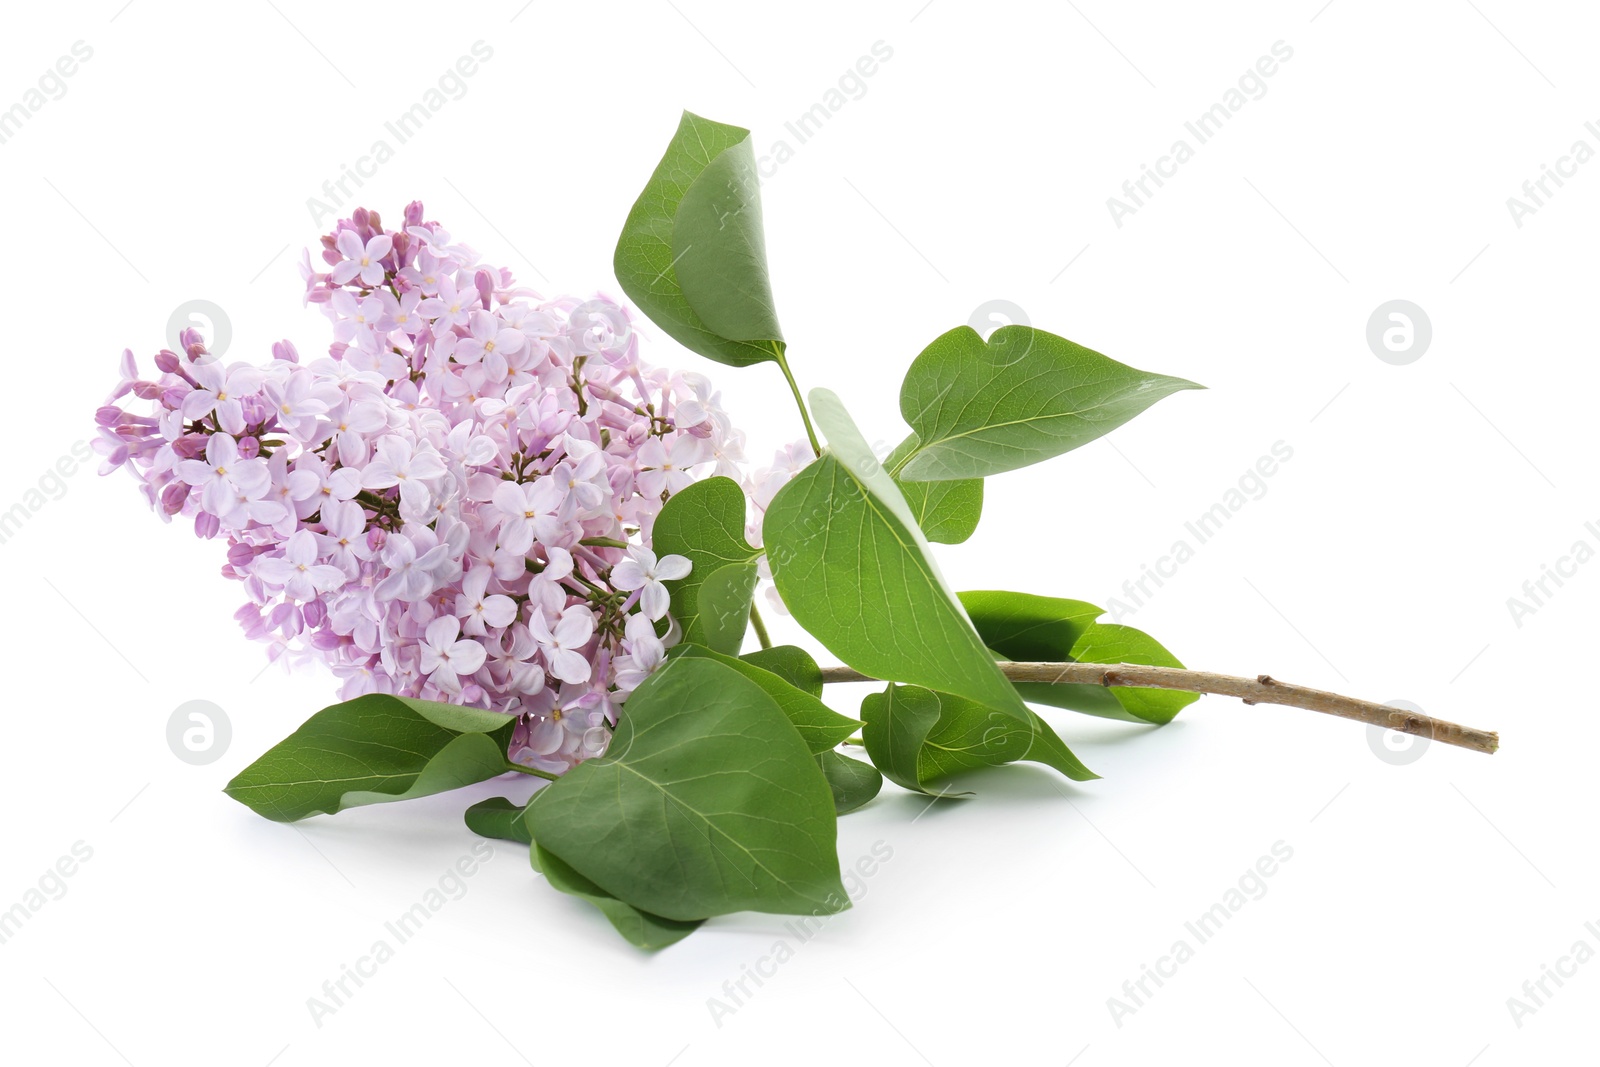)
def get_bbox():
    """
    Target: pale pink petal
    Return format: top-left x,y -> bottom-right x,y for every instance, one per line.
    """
611,559 -> 647,591
205,433 -> 239,466
548,647 -> 591,685
254,558 -> 299,583
481,595 -> 517,628
653,554 -> 692,582
492,481 -> 528,518
181,390 -> 217,420
449,639 -> 487,675
407,451 -> 448,480
362,461 -> 399,490
641,582 -> 671,621
553,607 -> 594,648
425,615 -> 460,649
542,547 -> 574,580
